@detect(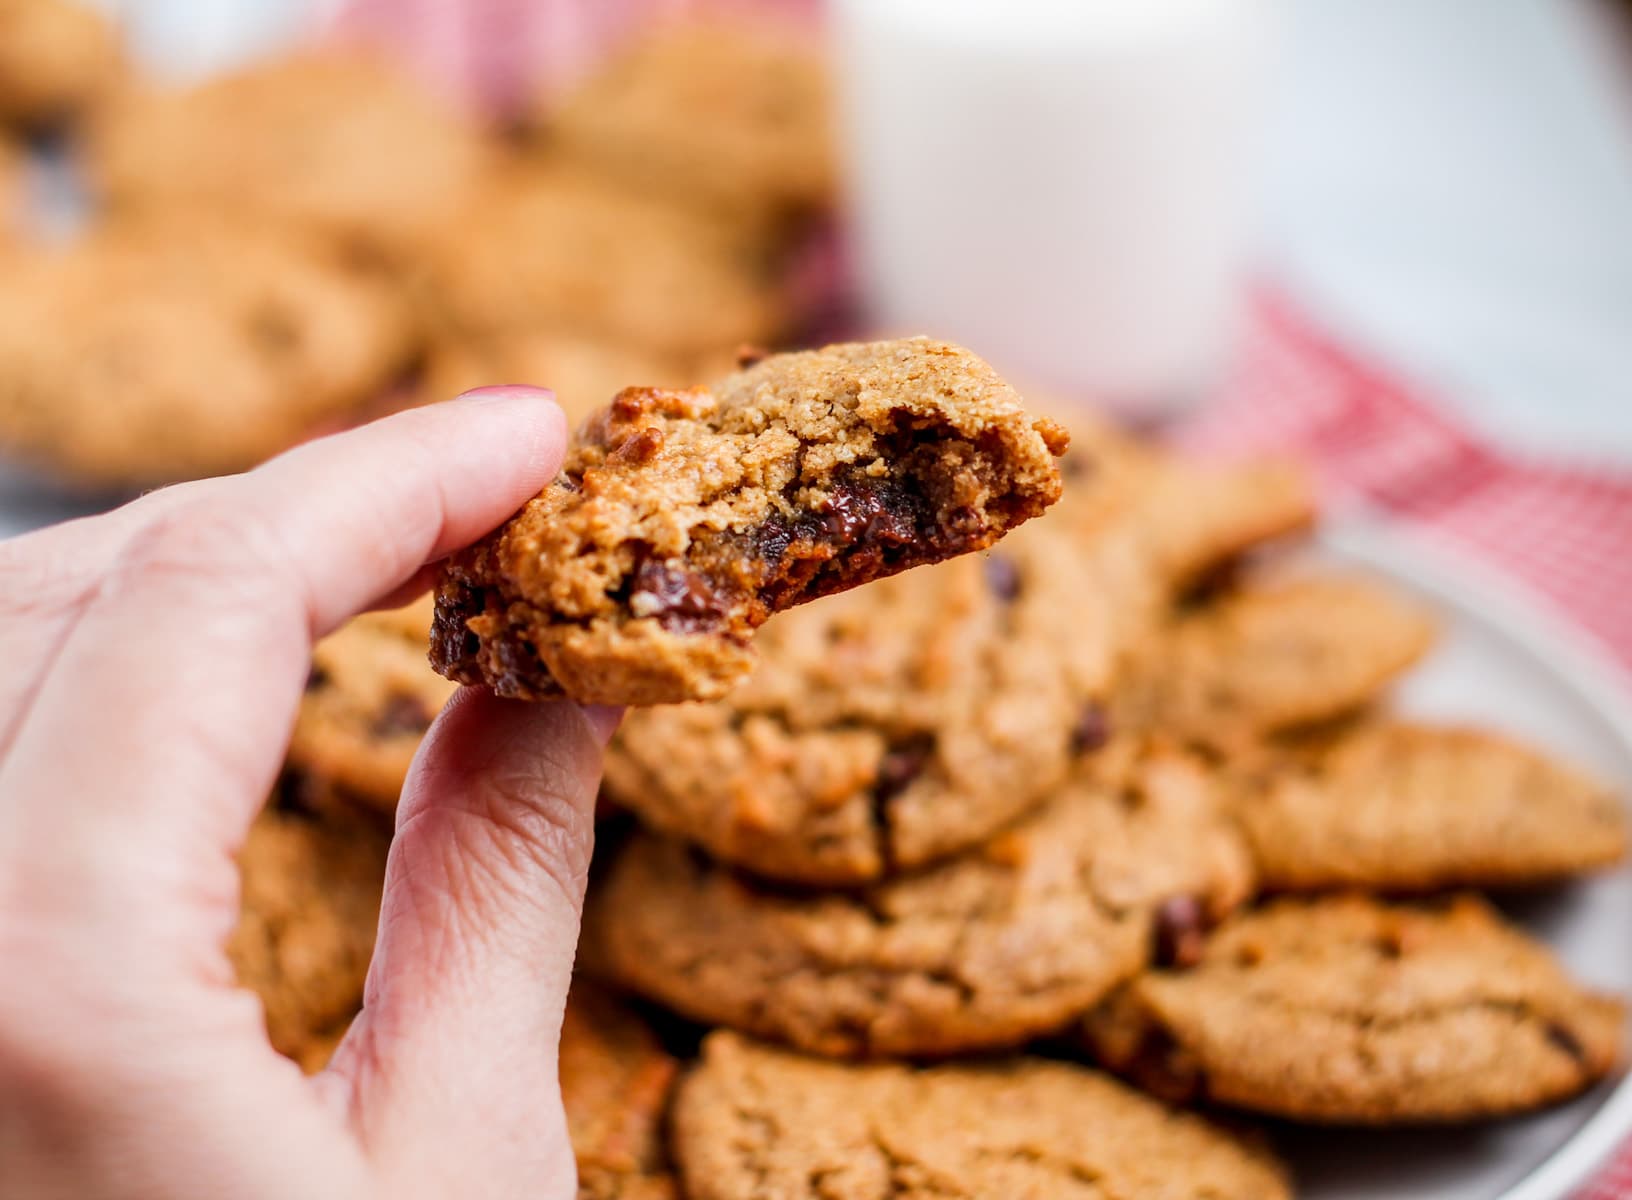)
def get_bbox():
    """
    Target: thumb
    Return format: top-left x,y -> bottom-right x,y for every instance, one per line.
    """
336,686 -> 620,1195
